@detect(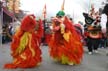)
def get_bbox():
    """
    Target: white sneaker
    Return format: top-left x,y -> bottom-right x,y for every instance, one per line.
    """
94,50 -> 98,53
88,52 -> 92,55
101,47 -> 104,48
